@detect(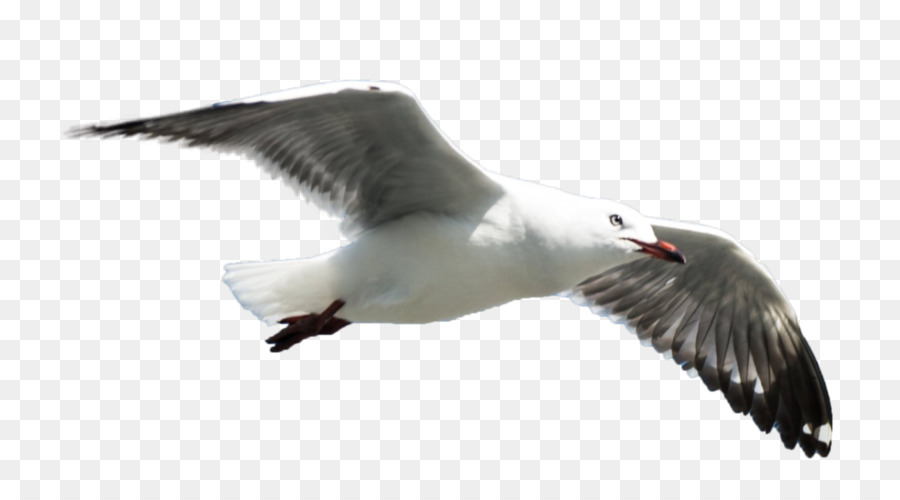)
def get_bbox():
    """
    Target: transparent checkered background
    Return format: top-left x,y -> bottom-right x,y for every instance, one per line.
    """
3,1 -> 898,499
